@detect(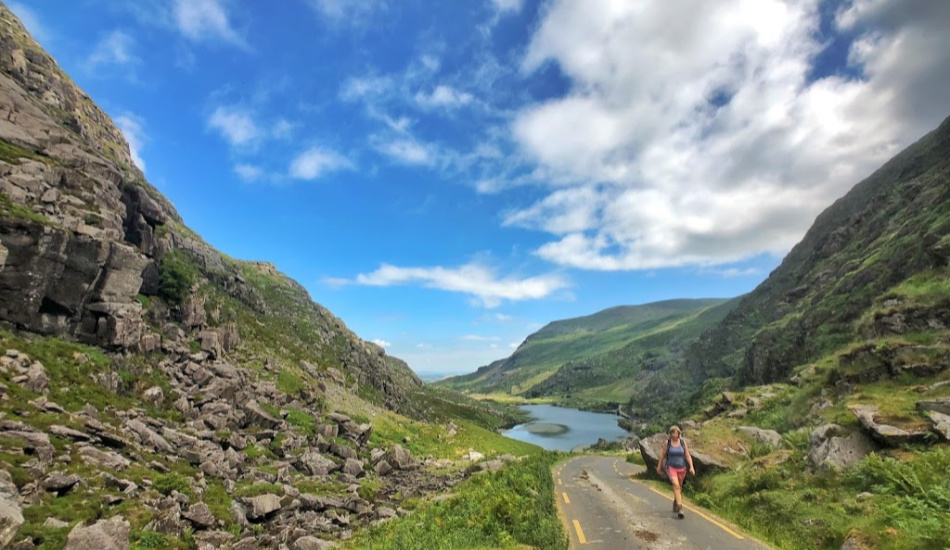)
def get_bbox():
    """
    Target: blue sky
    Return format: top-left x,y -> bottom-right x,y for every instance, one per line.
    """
13,0 -> 950,376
